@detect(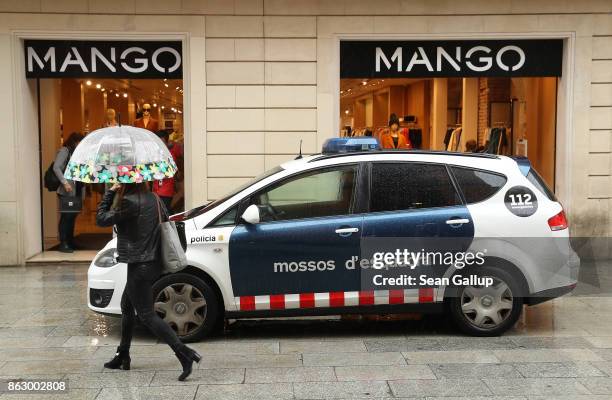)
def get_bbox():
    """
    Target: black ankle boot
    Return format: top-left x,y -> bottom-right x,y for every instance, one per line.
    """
58,242 -> 74,253
104,348 -> 130,370
175,345 -> 202,381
